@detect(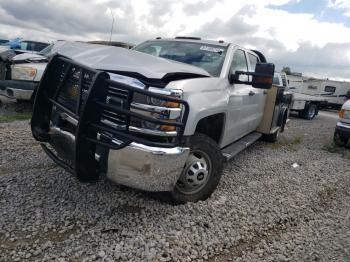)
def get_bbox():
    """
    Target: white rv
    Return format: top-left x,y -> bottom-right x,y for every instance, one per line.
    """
302,79 -> 350,109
